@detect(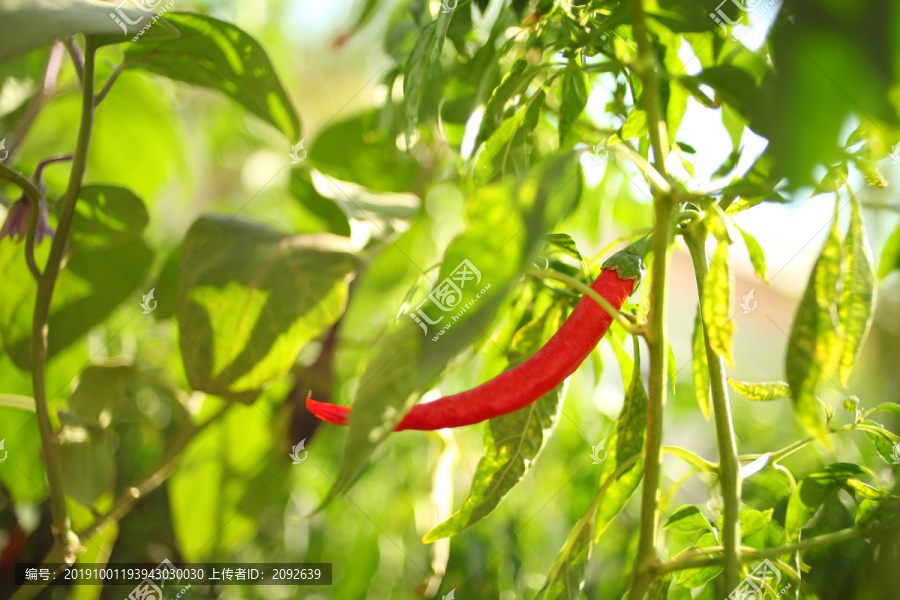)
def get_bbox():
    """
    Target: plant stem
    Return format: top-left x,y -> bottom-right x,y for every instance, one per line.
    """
629,191 -> 674,599
0,163 -> 43,201
29,35 -> 98,559
683,225 -> 741,592
7,541 -> 69,600
627,0 -> 676,596
9,405 -> 230,600
525,268 -> 644,335
654,528 -> 869,576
